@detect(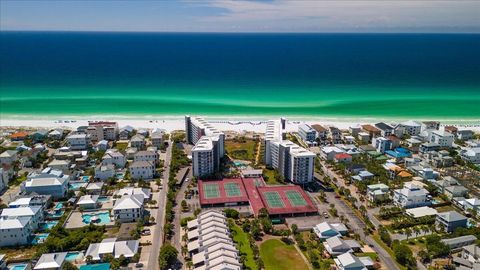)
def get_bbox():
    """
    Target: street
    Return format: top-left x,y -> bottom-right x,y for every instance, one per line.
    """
146,141 -> 172,270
